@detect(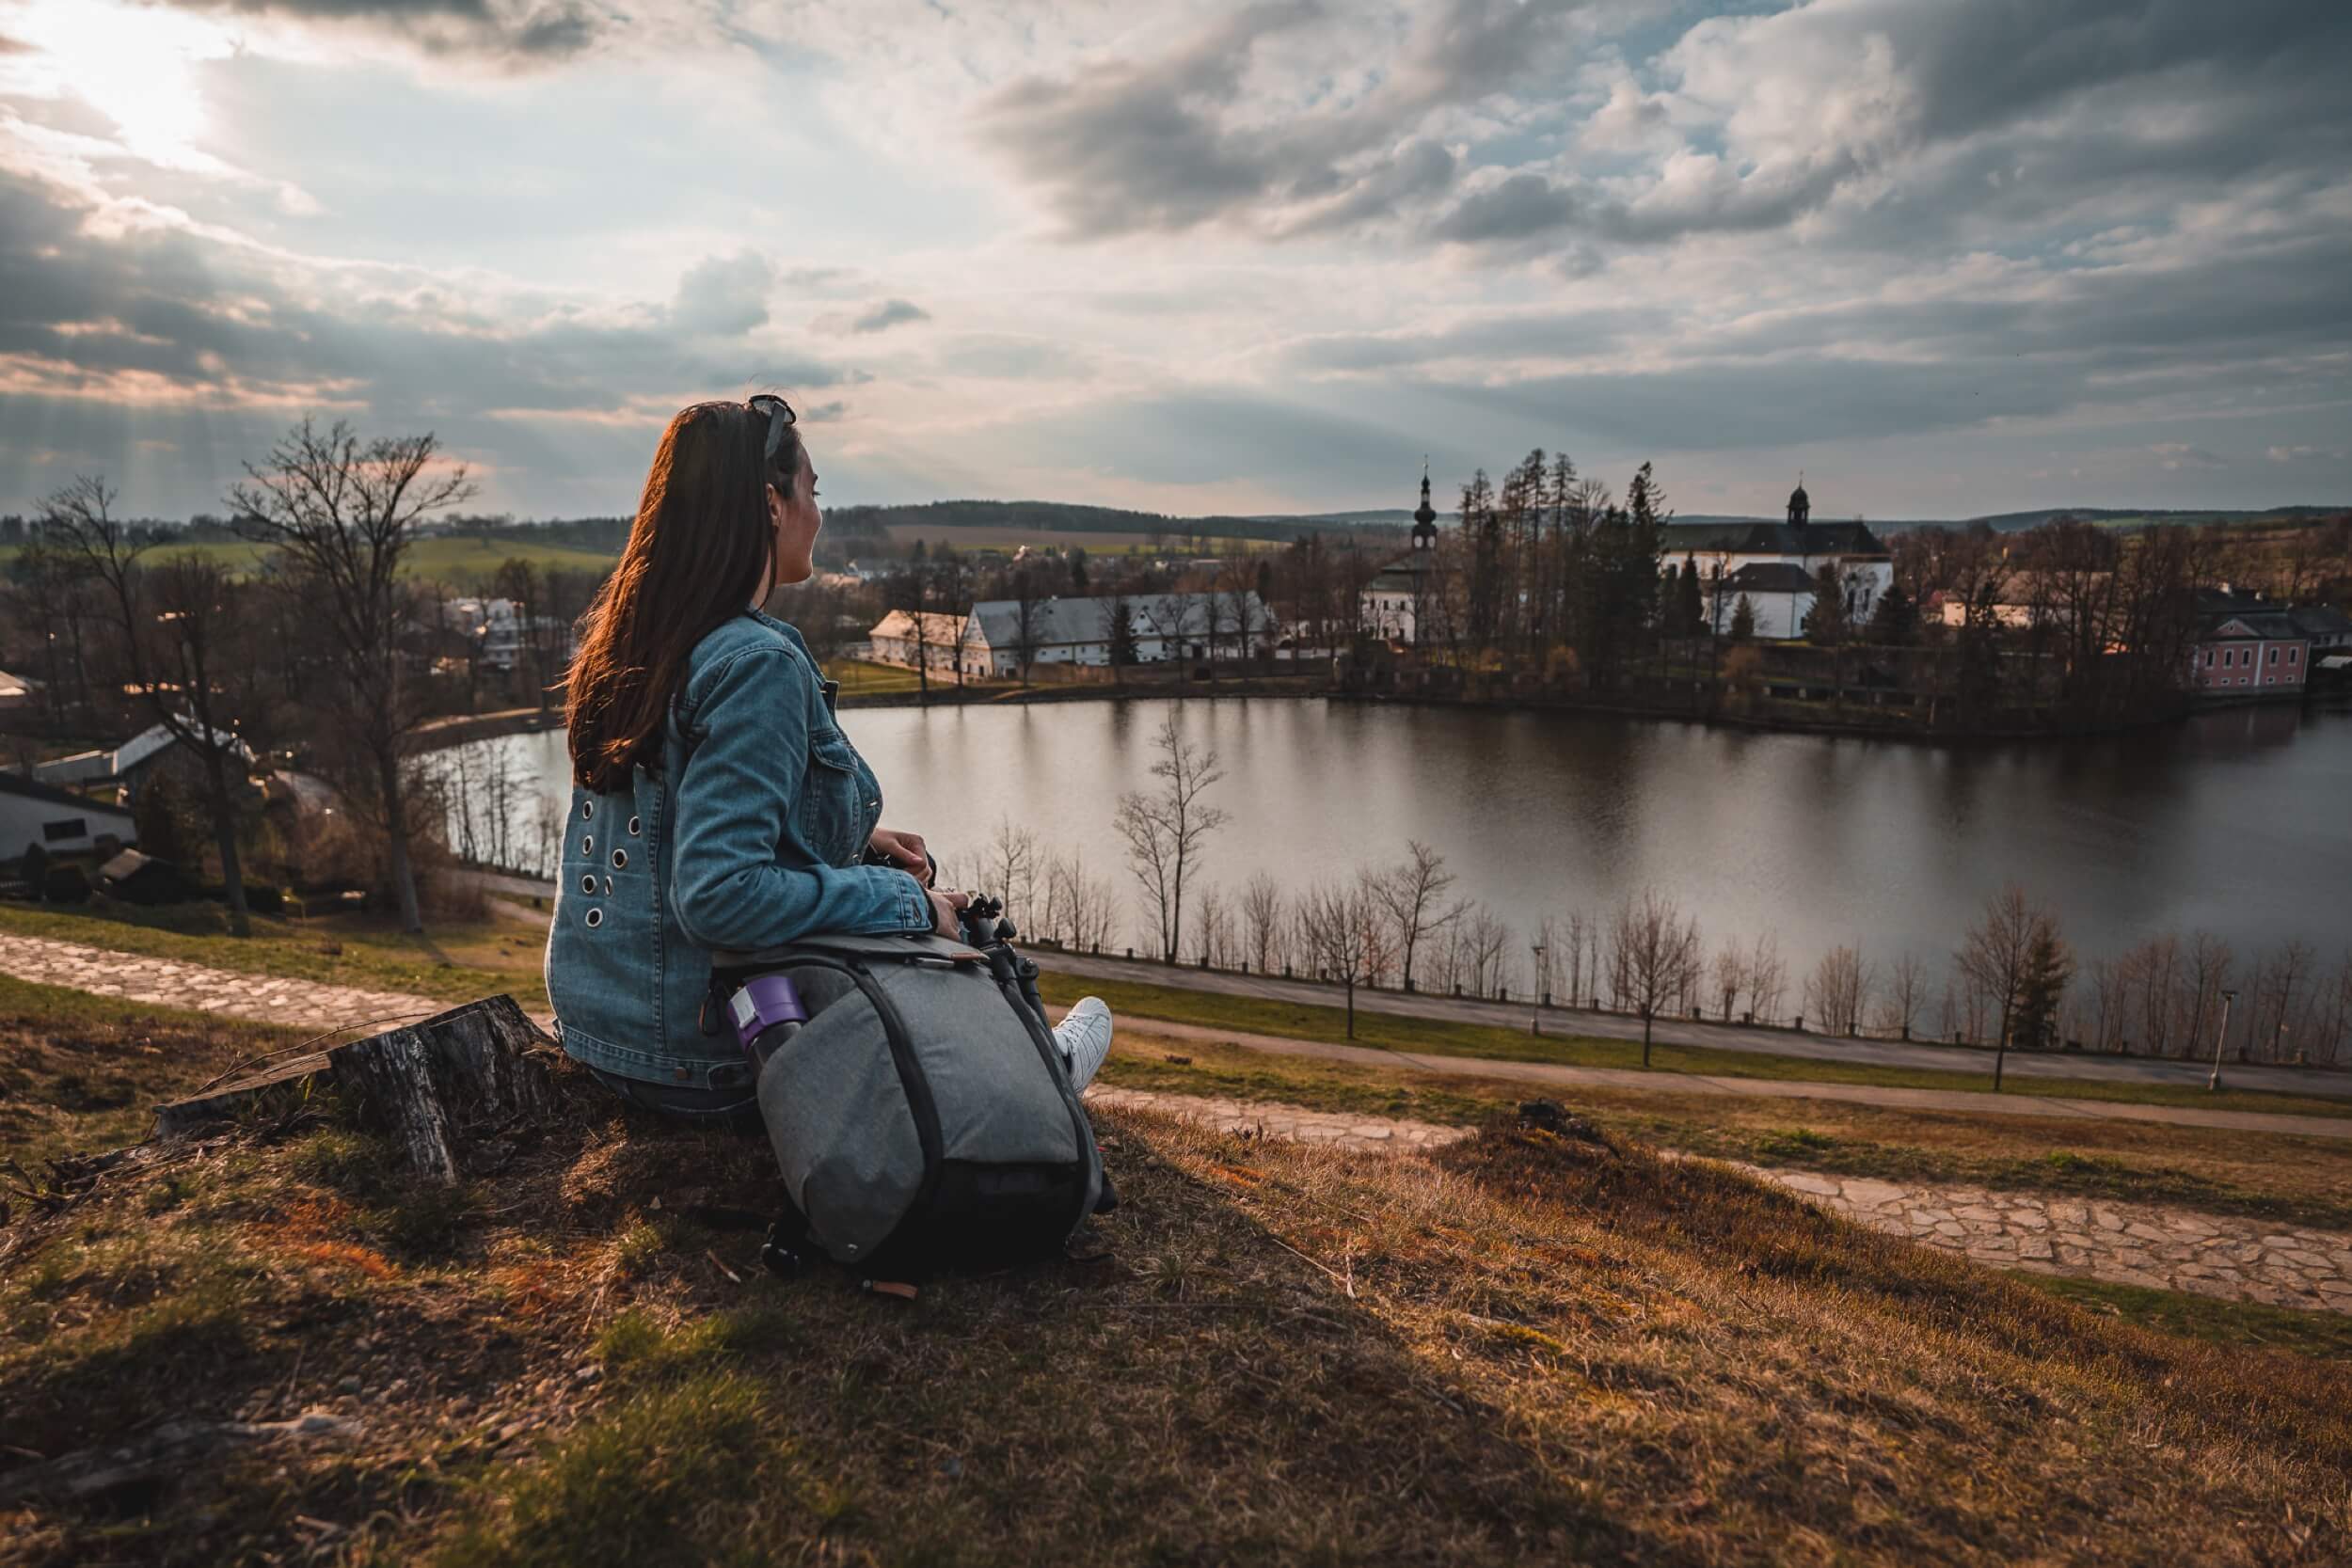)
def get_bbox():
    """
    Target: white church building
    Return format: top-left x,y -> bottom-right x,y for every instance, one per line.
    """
1660,483 -> 1893,641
